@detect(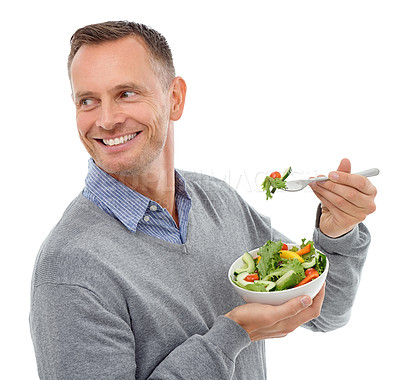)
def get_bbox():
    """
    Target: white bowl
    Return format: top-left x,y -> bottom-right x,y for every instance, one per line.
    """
228,244 -> 329,306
